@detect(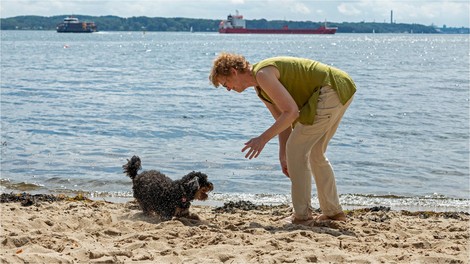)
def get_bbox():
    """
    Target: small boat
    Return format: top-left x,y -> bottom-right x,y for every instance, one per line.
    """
56,16 -> 97,33
218,11 -> 337,34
